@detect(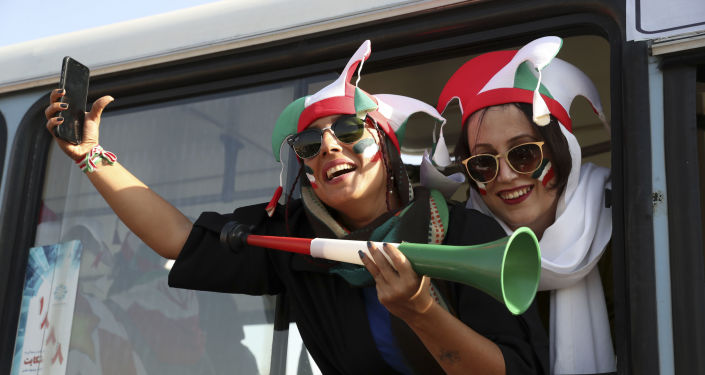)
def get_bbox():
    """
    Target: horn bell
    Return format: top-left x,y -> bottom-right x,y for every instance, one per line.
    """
398,227 -> 541,315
